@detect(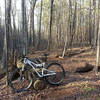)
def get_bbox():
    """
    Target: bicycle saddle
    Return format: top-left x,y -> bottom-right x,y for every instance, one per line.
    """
43,53 -> 49,57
